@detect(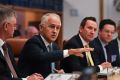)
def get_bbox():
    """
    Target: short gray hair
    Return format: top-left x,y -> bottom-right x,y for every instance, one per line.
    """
40,13 -> 60,26
0,8 -> 16,24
